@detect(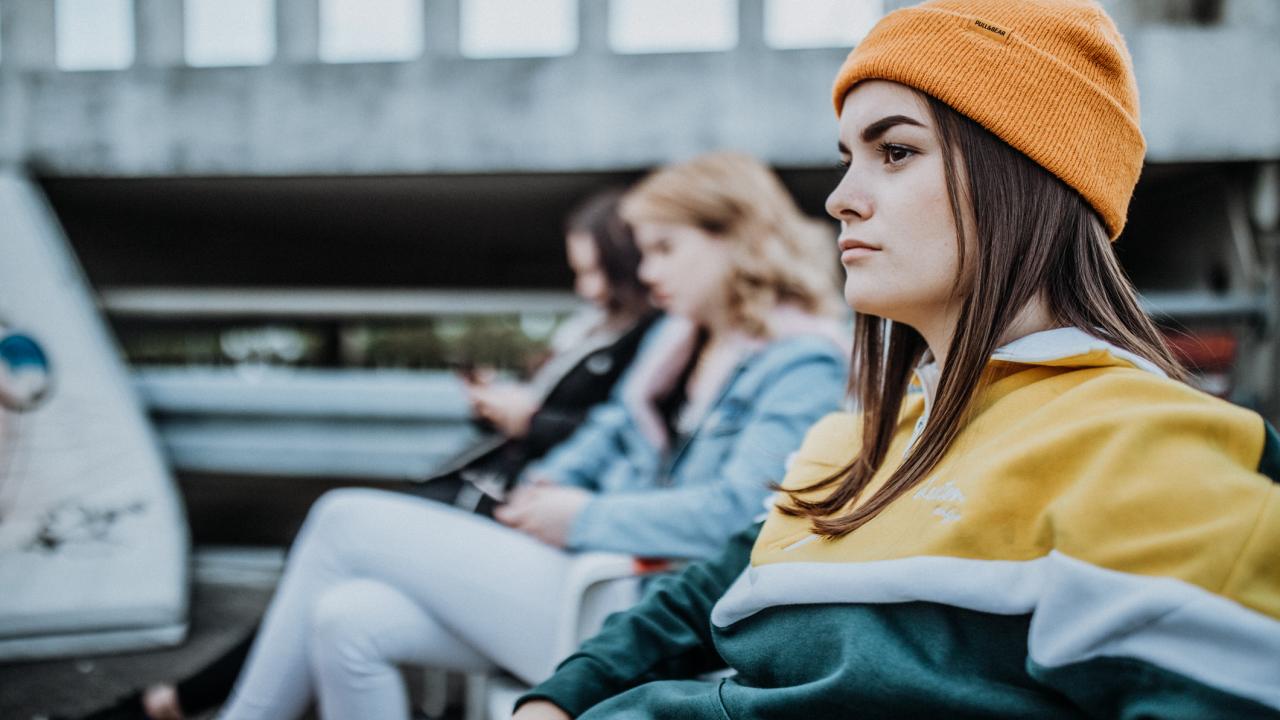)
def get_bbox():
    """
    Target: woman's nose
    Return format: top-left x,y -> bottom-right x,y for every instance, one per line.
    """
637,257 -> 658,285
826,170 -> 873,223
